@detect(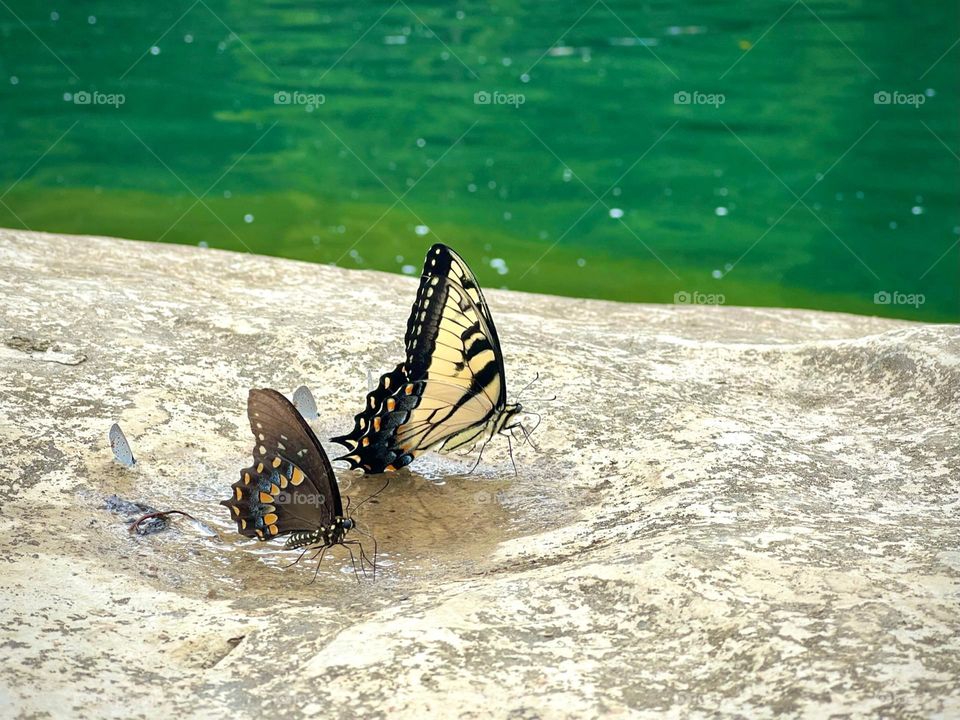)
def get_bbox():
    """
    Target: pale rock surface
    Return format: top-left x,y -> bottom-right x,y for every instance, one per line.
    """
0,229 -> 957,718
